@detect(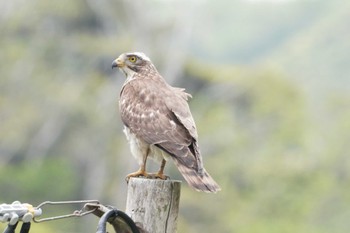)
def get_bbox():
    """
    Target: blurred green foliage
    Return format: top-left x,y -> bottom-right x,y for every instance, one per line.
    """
1,0 -> 350,232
